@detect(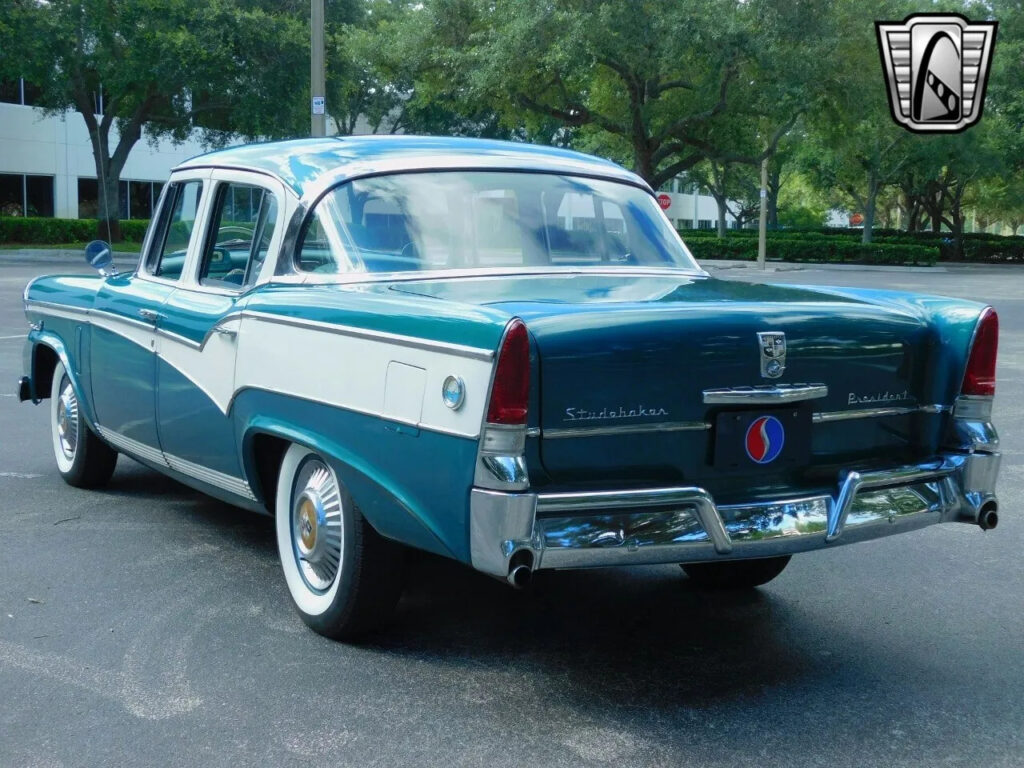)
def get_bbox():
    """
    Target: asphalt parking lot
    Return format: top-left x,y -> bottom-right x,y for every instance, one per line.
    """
0,255 -> 1021,768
